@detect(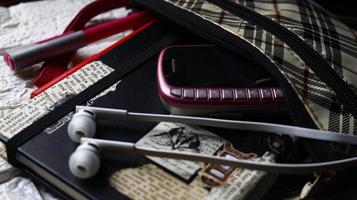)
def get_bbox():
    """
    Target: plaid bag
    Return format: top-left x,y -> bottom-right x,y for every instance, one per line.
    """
132,0 -> 357,160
